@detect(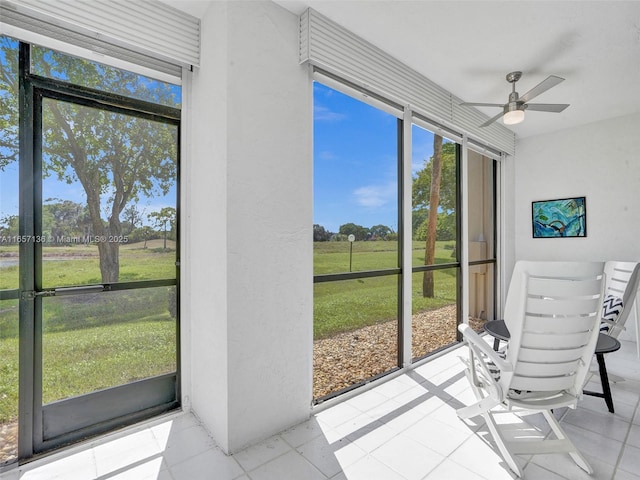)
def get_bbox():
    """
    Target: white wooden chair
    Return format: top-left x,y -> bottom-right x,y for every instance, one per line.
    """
457,261 -> 605,477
